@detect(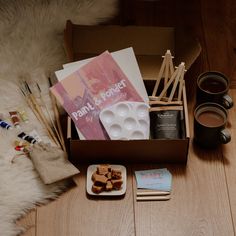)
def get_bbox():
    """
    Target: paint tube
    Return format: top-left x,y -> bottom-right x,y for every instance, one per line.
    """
15,146 -> 25,151
18,132 -> 37,144
9,111 -> 20,128
14,140 -> 29,147
29,130 -> 42,142
18,109 -> 29,123
0,119 -> 12,130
